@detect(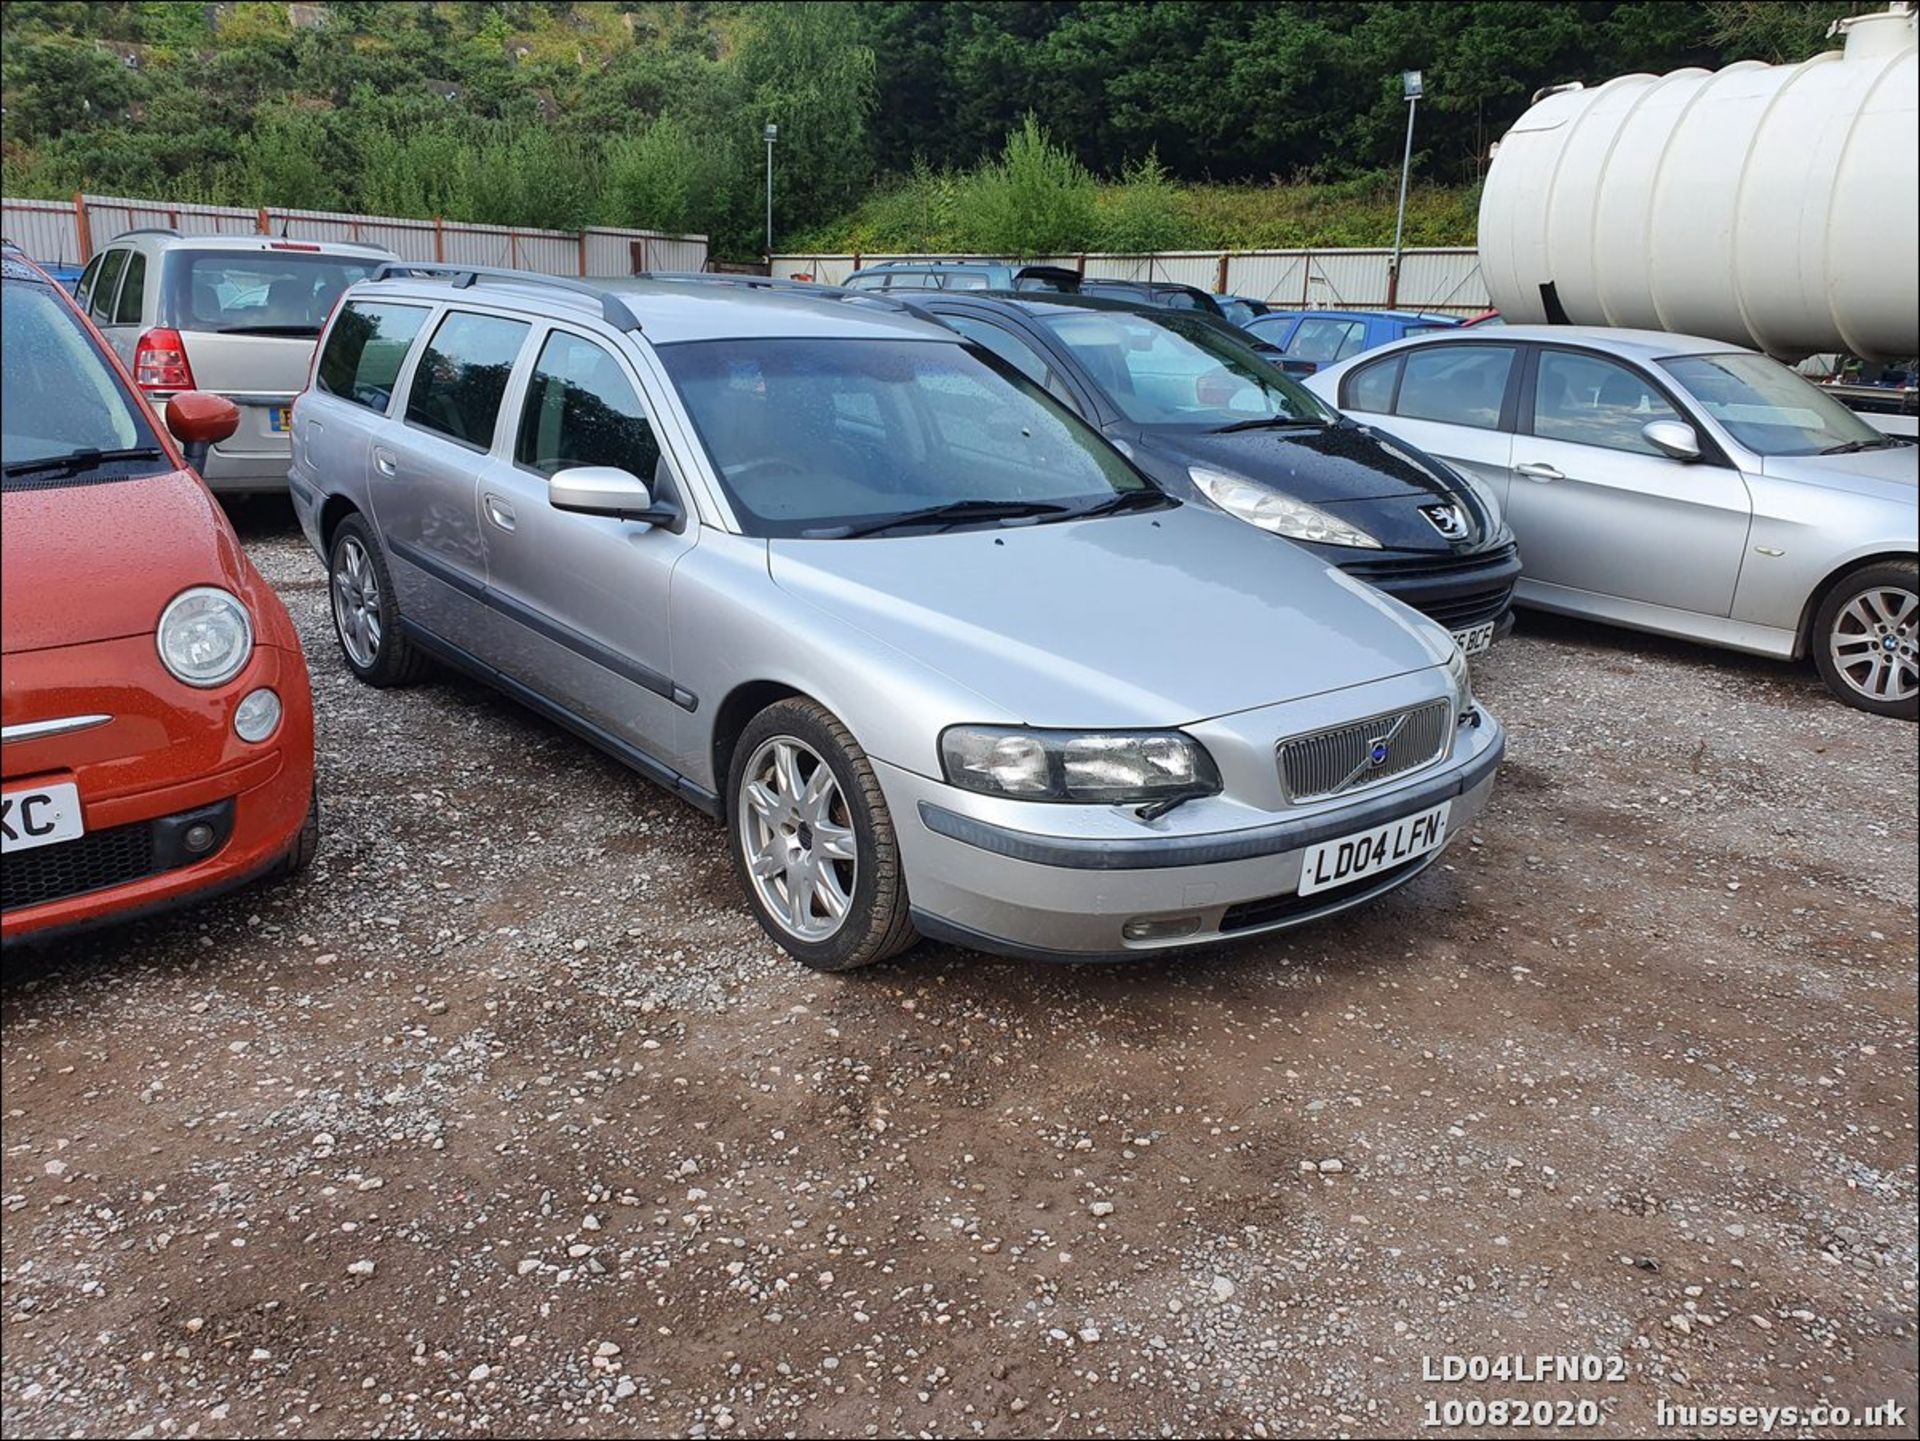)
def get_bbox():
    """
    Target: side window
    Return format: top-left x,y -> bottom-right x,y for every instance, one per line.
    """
1396,344 -> 1517,429
1532,350 -> 1681,454
1343,356 -> 1400,414
111,252 -> 146,326
944,273 -> 990,291
404,310 -> 531,450
317,301 -> 431,413
1285,317 -> 1366,364
514,330 -> 661,480
942,316 -> 1051,387
75,254 -> 104,311
88,249 -> 129,323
